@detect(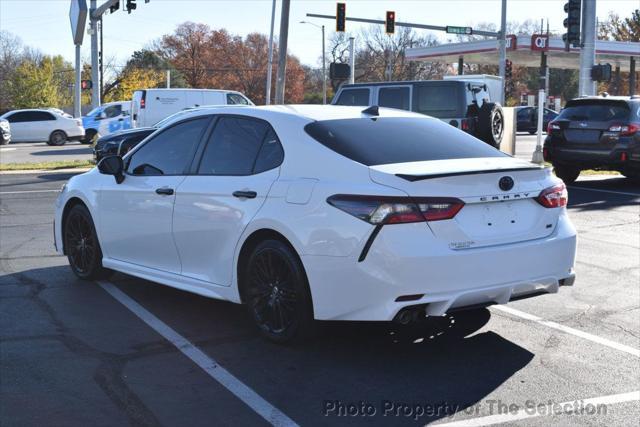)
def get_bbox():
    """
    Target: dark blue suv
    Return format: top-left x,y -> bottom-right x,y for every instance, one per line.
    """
544,96 -> 640,183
